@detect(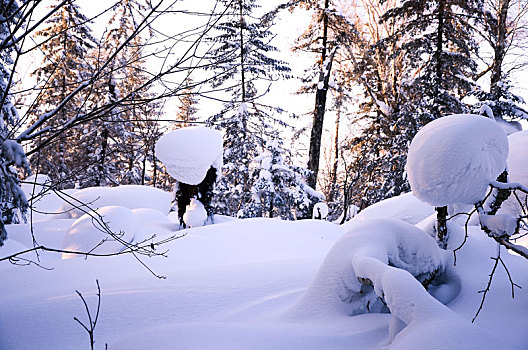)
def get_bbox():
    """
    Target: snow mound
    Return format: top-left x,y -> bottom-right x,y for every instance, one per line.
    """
132,208 -> 171,225
155,126 -> 223,185
348,192 -> 434,227
21,174 -> 71,221
287,218 -> 446,319
407,114 -> 508,206
61,206 -> 137,259
183,198 -> 207,228
312,202 -> 329,219
61,185 -> 172,218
